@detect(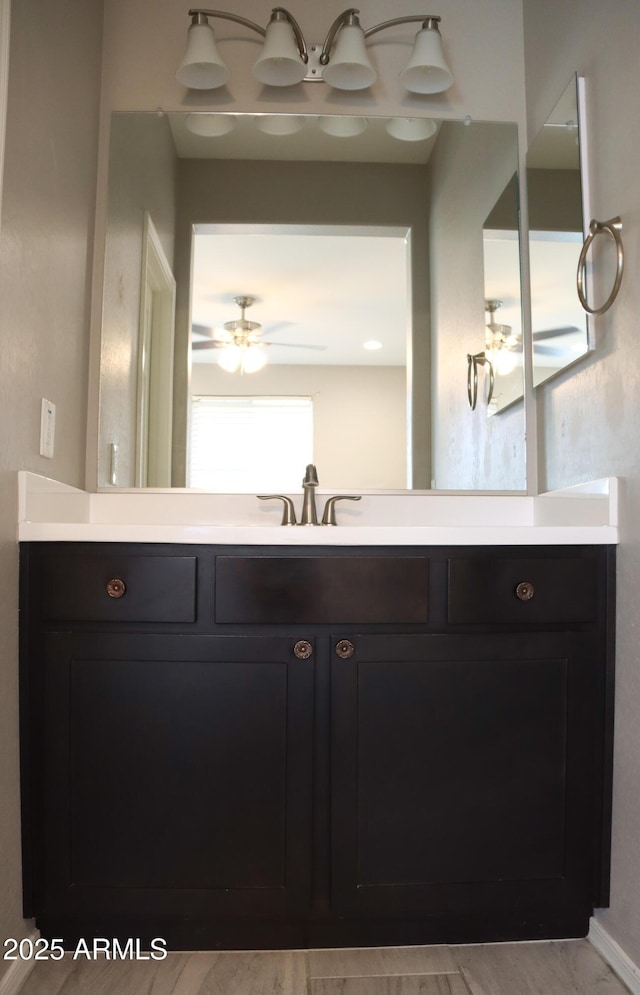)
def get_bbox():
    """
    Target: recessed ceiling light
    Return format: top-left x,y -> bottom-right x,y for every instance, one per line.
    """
363,339 -> 383,350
